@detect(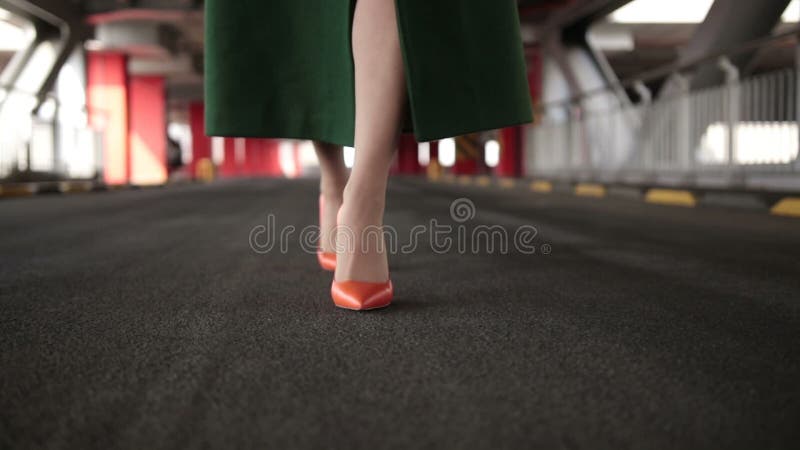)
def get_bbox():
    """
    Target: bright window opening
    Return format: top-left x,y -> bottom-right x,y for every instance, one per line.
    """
784,0 -> 800,22
0,9 -> 35,77
611,0 -> 714,24
278,140 -> 299,178
343,146 -> 355,169
0,15 -> 28,51
418,142 -> 430,166
484,140 -> 500,168
611,0 -> 798,24
212,137 -> 225,165
439,138 -> 456,167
